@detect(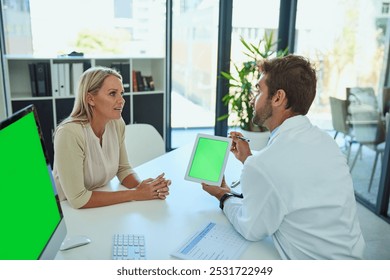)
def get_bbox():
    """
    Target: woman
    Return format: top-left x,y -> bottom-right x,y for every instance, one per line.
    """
53,66 -> 170,209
